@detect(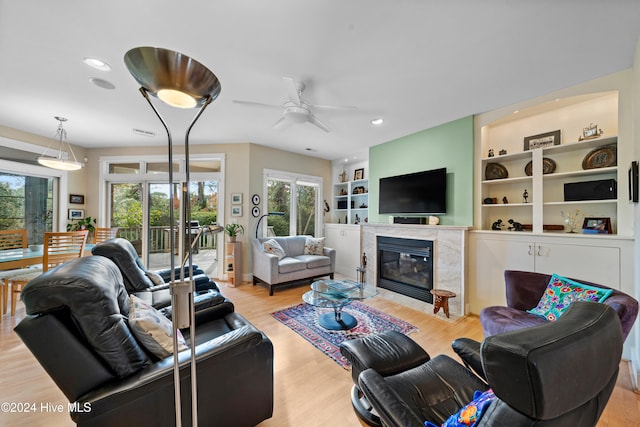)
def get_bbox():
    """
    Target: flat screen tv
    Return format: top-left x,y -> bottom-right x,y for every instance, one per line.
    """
379,168 -> 446,215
